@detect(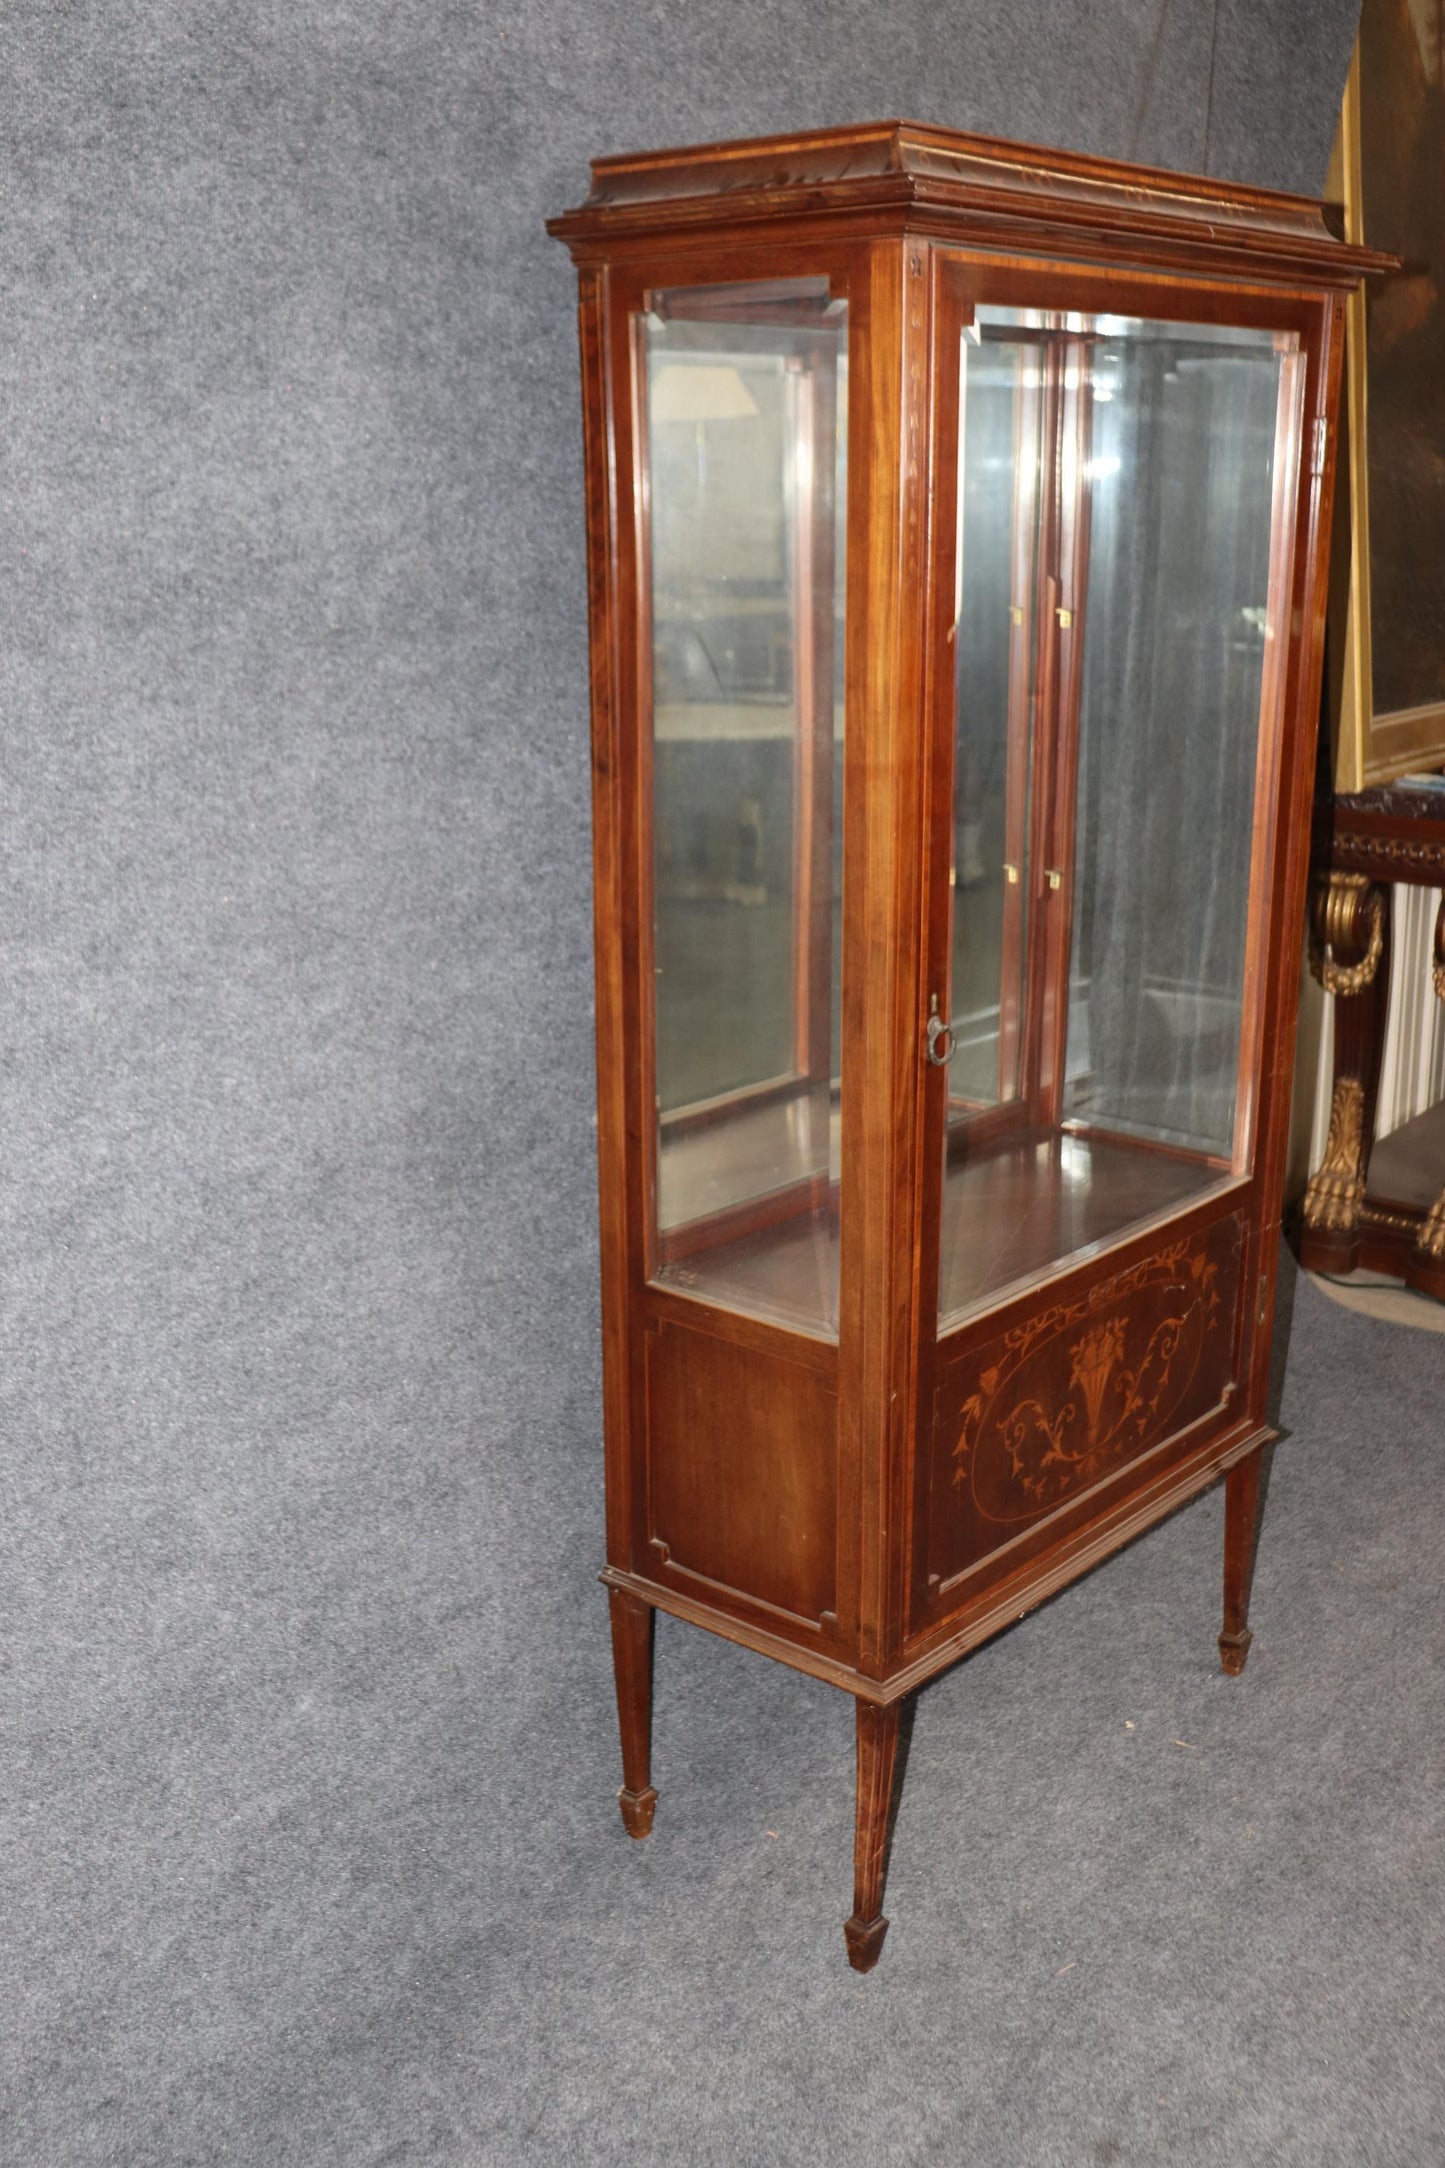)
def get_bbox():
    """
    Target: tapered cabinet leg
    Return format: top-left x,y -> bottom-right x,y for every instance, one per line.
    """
608,1588 -> 657,1837
1218,1448 -> 1264,1676
844,1697 -> 904,1972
